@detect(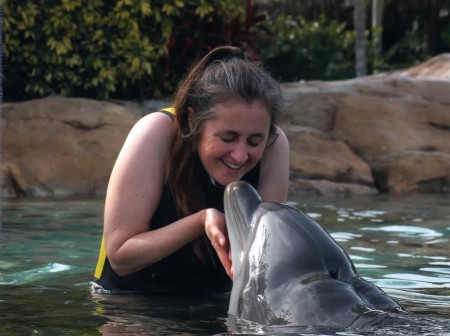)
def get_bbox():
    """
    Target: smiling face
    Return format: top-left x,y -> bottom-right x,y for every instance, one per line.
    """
196,99 -> 271,186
